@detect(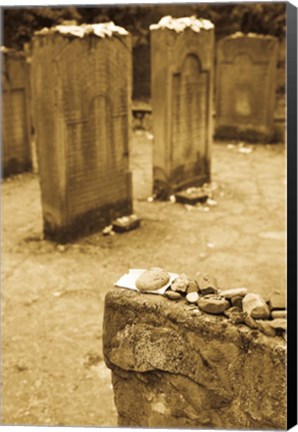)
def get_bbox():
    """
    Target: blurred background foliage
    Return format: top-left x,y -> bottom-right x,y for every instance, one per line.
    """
2,3 -> 286,99
2,2 -> 286,49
